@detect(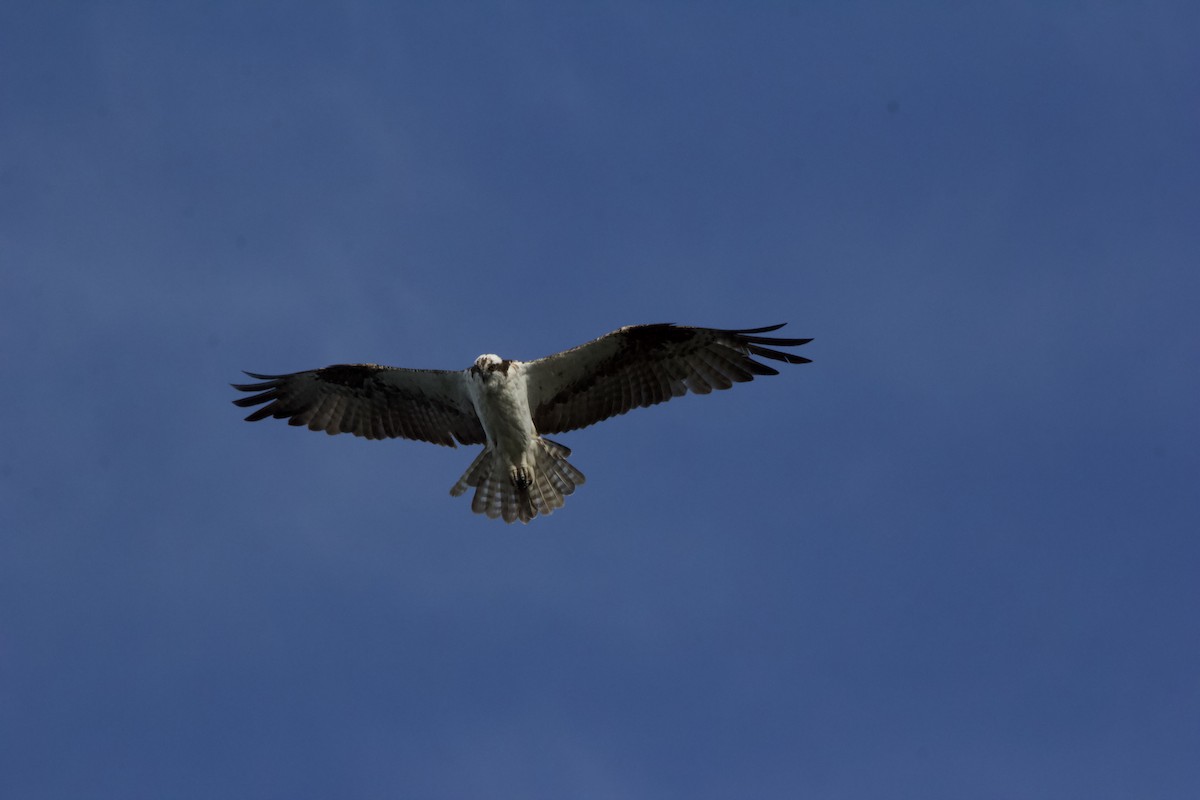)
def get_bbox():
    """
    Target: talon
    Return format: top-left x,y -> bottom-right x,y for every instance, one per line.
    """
512,467 -> 532,491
